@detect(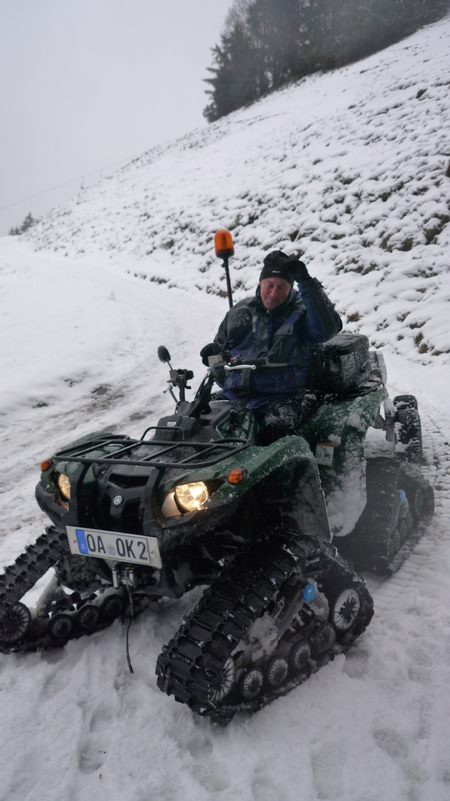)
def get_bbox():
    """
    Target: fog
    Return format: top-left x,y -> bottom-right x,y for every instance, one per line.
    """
0,0 -> 231,235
